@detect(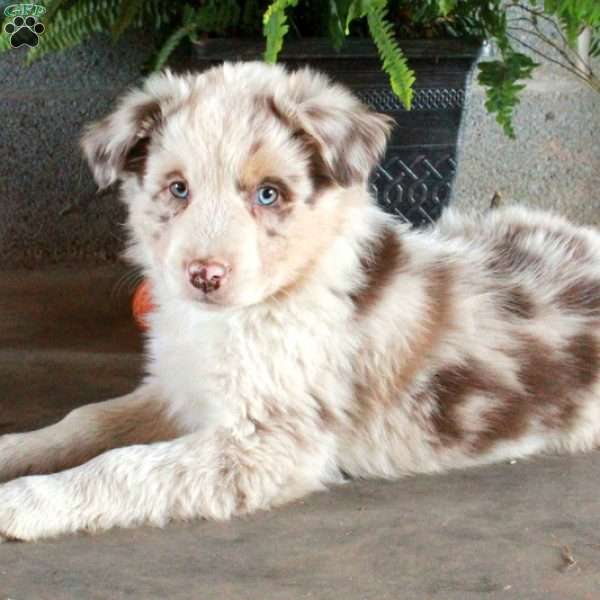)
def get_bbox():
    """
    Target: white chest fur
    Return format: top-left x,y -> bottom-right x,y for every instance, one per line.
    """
145,289 -> 358,434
